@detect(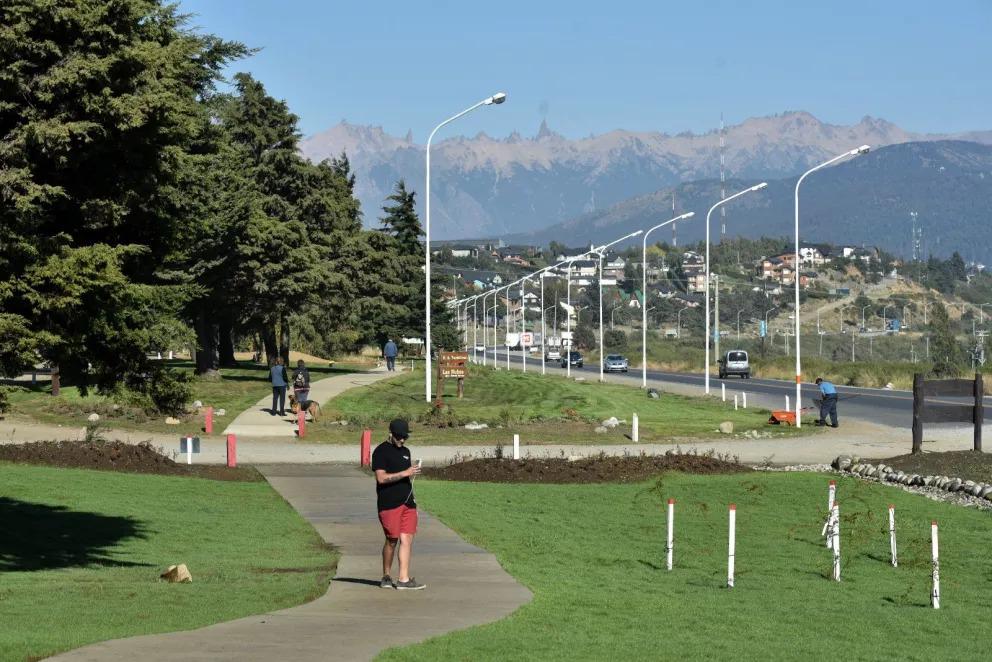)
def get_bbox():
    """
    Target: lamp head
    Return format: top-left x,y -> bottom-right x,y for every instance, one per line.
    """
852,144 -> 871,156
680,211 -> 695,220
486,92 -> 507,105
751,182 -> 768,192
